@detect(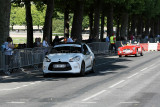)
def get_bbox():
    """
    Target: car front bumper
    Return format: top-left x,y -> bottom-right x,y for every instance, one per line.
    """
43,61 -> 81,74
